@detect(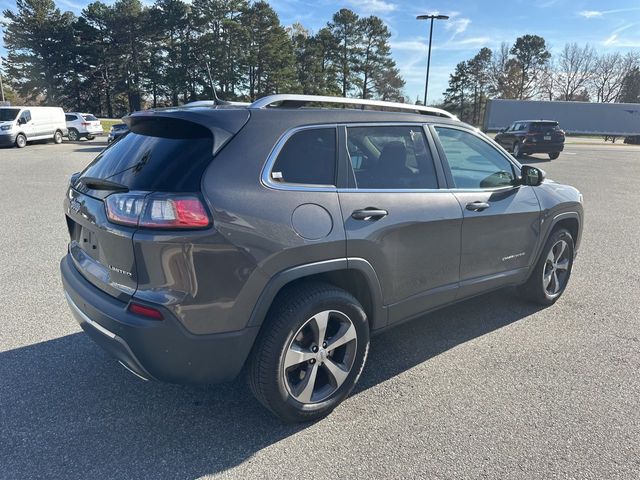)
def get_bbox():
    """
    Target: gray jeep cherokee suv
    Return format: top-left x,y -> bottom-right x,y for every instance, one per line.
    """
61,95 -> 583,422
